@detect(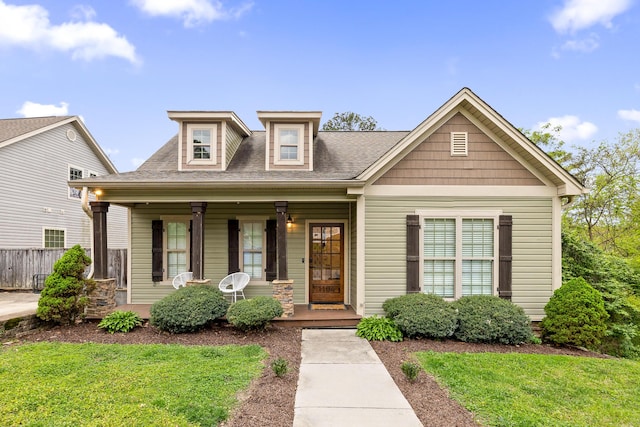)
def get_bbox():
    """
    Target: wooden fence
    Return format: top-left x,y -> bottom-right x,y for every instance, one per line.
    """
0,248 -> 127,291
